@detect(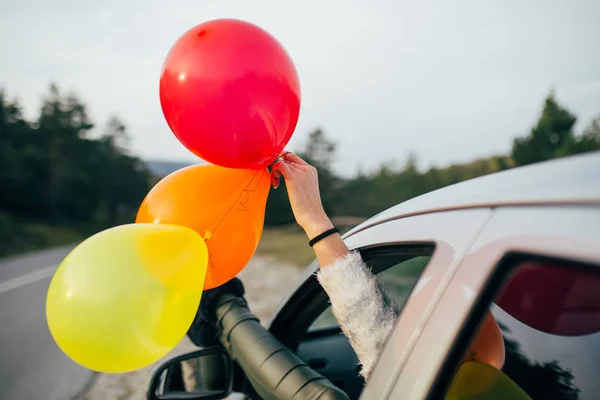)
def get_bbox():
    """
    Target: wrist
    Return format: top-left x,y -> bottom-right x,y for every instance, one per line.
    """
302,215 -> 334,239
